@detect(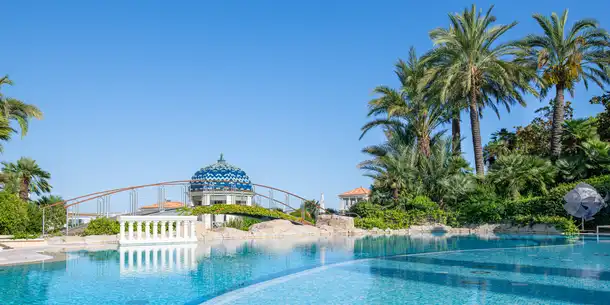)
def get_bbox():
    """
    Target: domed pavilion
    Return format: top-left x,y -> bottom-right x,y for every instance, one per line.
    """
190,154 -> 254,227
